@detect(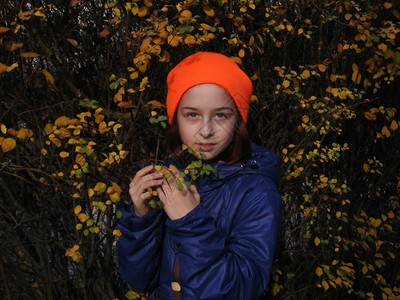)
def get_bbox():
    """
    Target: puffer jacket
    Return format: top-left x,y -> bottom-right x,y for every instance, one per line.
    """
117,143 -> 282,299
